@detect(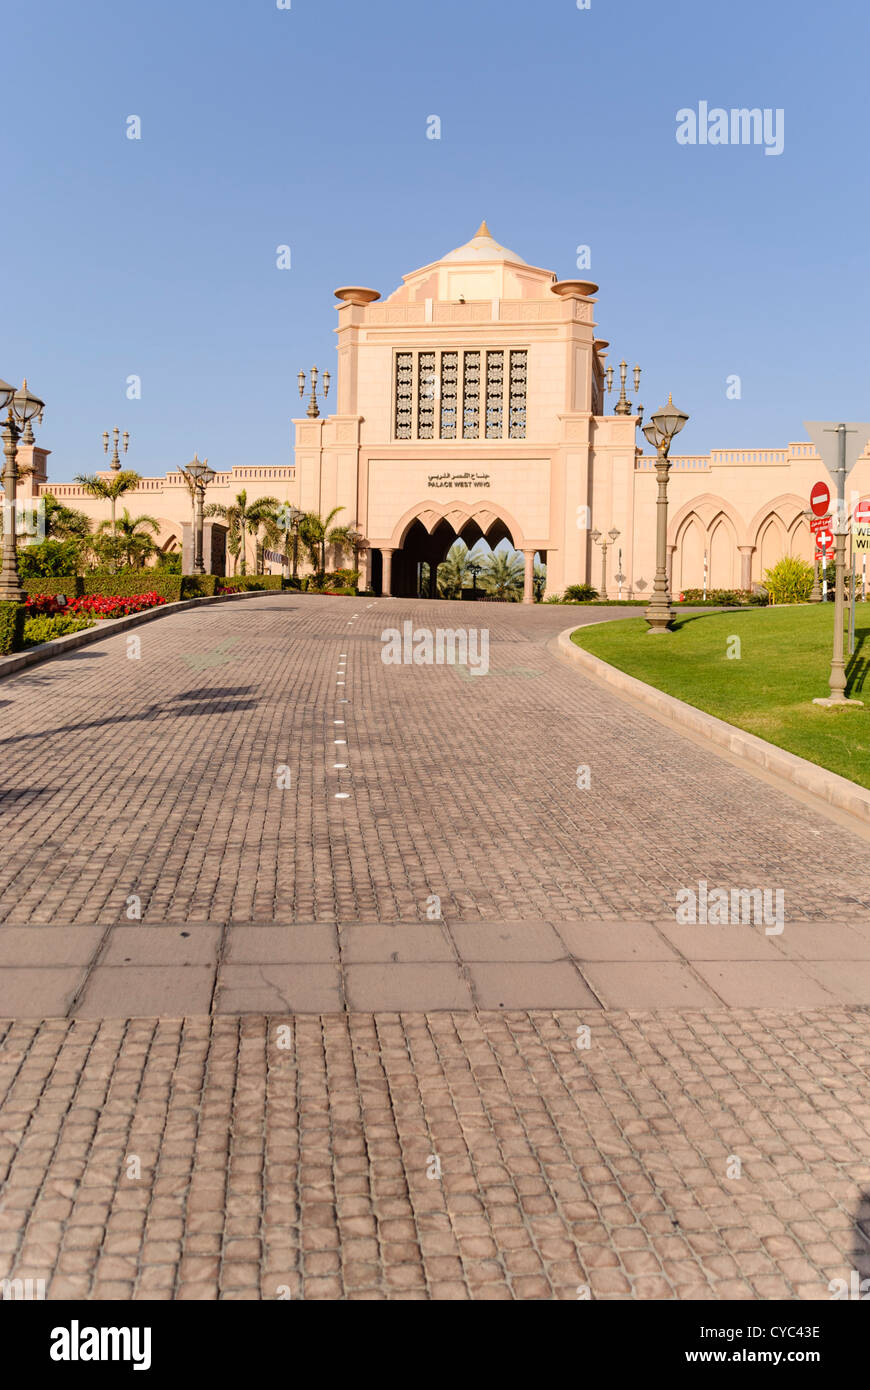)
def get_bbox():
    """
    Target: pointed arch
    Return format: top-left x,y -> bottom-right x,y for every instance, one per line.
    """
746,492 -> 808,542
675,515 -> 706,591
668,493 -> 747,547
388,499 -> 527,551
